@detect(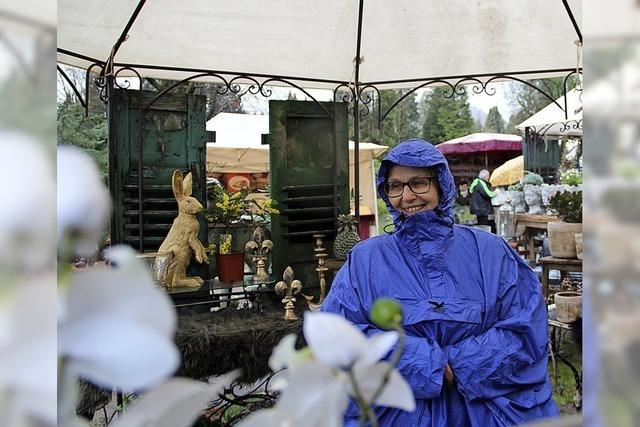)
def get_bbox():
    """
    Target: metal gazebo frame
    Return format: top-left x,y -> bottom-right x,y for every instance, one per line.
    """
56,0 -> 583,250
